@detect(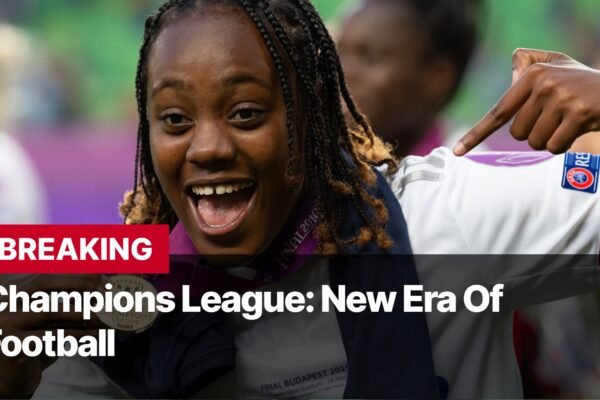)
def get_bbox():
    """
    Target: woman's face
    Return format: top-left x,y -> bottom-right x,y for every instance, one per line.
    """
147,7 -> 302,260
337,1 -> 440,144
